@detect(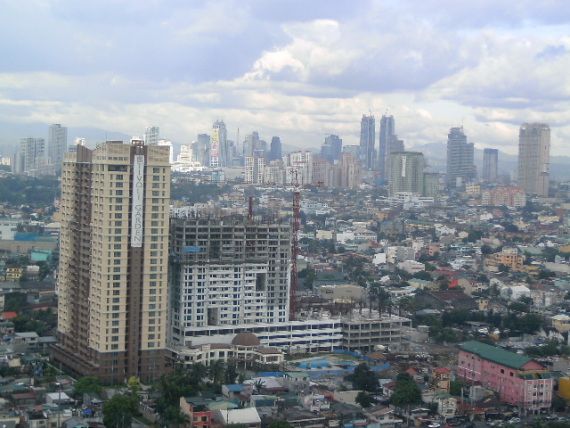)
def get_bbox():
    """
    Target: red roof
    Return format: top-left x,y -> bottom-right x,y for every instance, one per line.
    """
434,367 -> 451,374
2,311 -> 17,320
